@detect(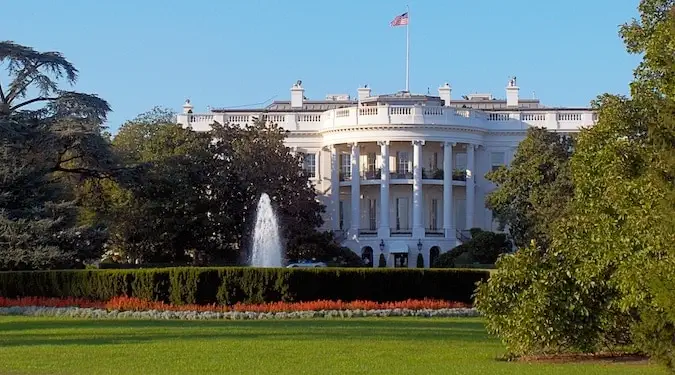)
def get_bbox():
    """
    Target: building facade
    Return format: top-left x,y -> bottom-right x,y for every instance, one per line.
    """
176,78 -> 596,268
